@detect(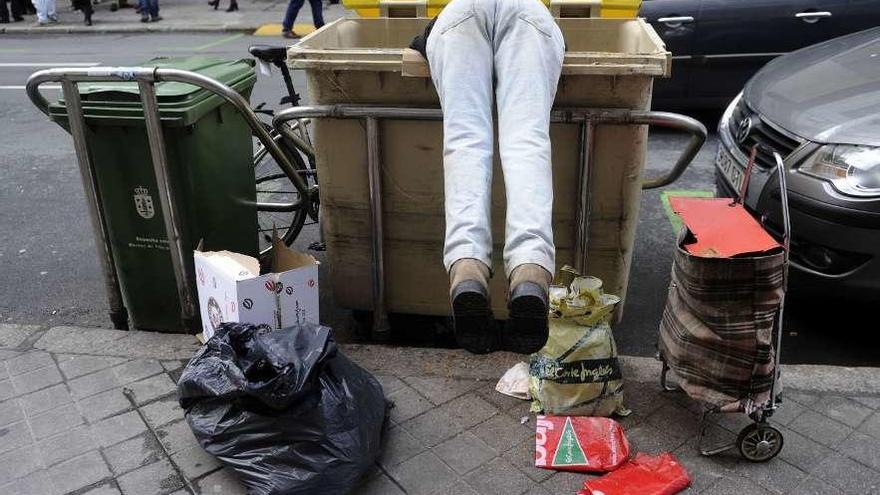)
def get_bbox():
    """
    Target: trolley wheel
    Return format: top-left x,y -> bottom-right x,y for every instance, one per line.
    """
737,423 -> 783,462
